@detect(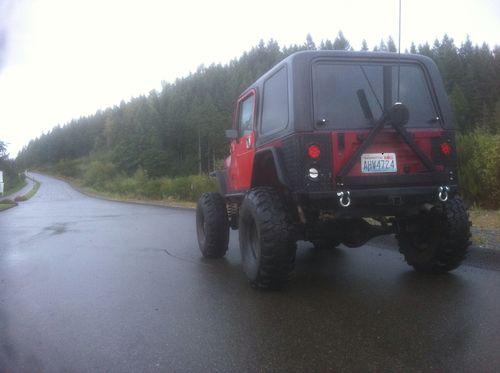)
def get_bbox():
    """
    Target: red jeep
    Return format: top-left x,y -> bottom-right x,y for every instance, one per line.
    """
196,51 -> 471,289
